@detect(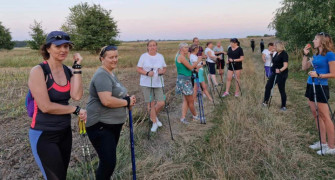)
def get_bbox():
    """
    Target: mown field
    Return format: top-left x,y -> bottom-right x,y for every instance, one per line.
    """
1,37 -> 335,179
